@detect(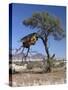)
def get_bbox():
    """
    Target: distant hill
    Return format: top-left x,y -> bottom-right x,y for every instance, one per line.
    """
30,53 -> 45,59
10,52 -> 45,61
